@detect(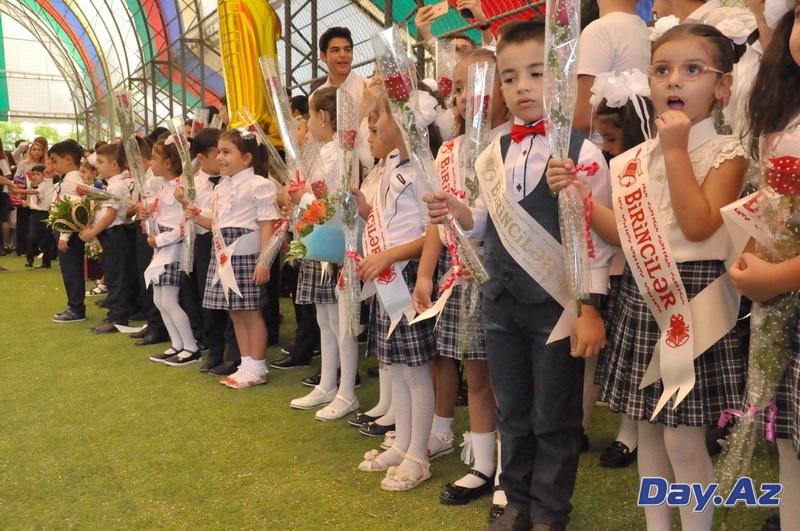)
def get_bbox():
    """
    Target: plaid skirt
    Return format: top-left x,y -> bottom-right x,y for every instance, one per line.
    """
593,274 -> 623,386
774,309 -> 800,458
154,261 -> 182,287
203,227 -> 266,311
435,248 -> 487,361
600,261 -> 745,427
368,261 -> 437,367
295,259 -> 338,304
